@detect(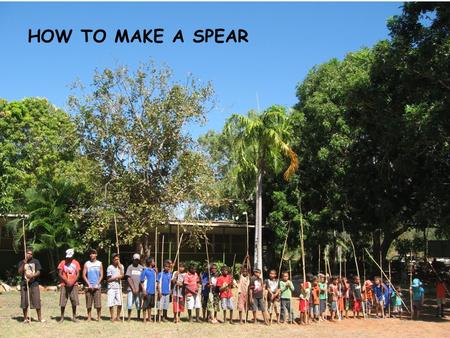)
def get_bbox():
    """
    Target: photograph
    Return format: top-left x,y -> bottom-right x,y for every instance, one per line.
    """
0,1 -> 449,337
